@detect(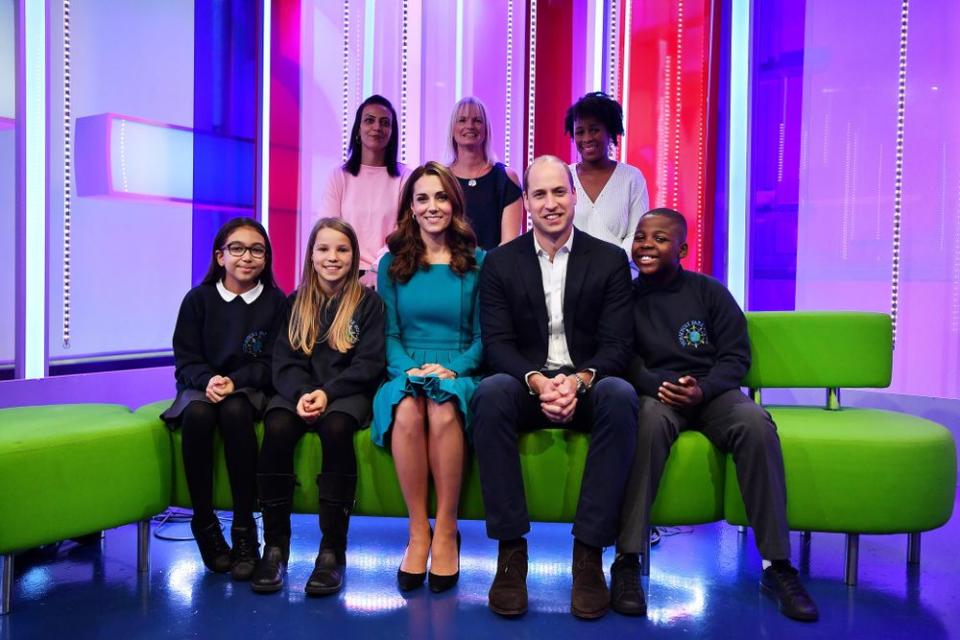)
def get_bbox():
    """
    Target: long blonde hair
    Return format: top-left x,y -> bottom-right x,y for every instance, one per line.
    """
288,218 -> 365,355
